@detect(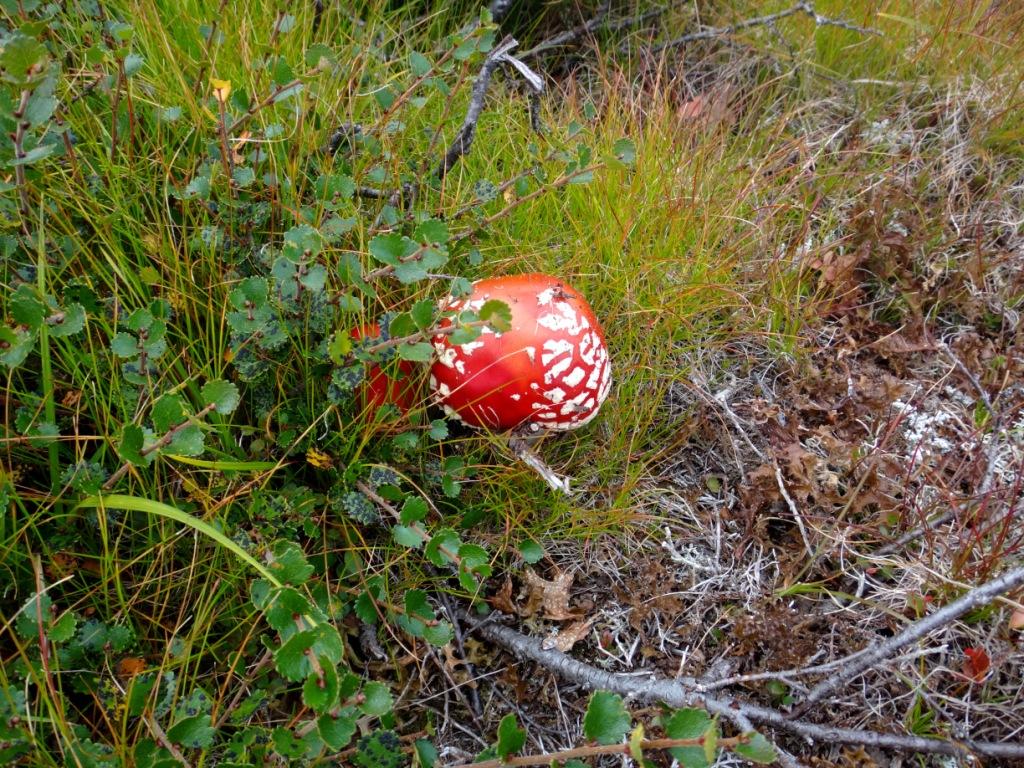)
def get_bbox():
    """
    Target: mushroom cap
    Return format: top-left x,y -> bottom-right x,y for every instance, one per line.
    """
351,324 -> 418,415
429,273 -> 611,431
